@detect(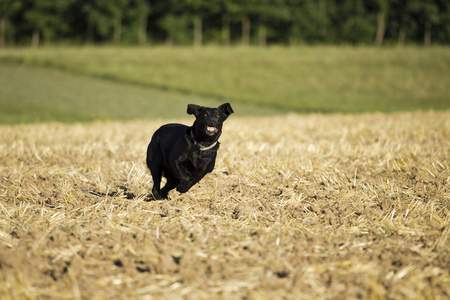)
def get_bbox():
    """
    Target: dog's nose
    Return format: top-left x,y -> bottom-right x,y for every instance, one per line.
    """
209,119 -> 217,125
